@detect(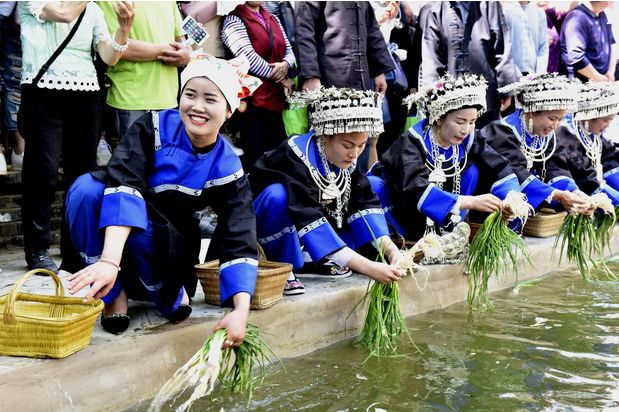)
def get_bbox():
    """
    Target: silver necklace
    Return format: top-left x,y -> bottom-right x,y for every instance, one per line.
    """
425,127 -> 467,234
304,135 -> 352,228
426,127 -> 465,193
577,123 -> 604,182
519,116 -> 556,181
